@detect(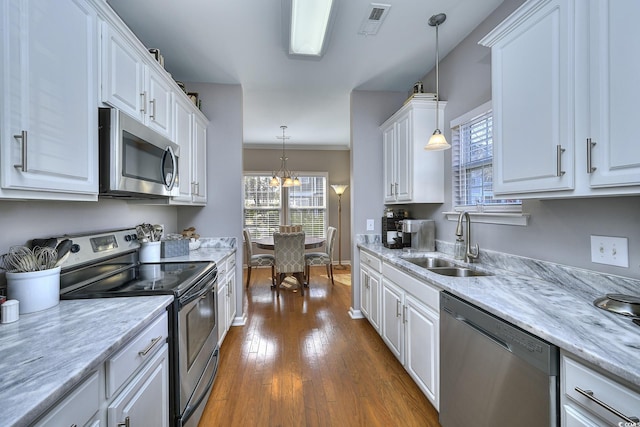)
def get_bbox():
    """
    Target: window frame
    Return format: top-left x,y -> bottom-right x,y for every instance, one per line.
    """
446,101 -> 529,226
243,171 -> 329,238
